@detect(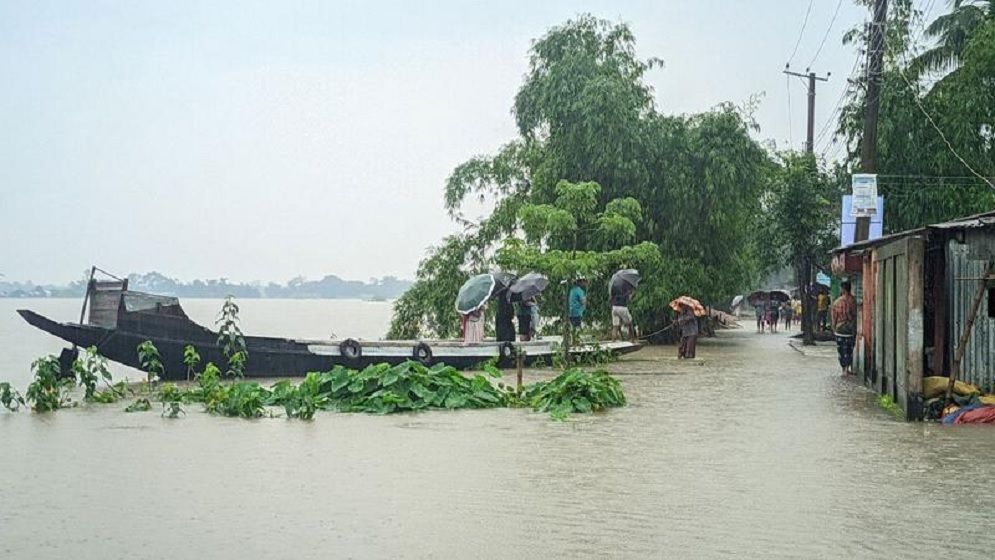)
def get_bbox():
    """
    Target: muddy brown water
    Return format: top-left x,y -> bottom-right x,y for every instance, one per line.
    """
2,299 -> 995,559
